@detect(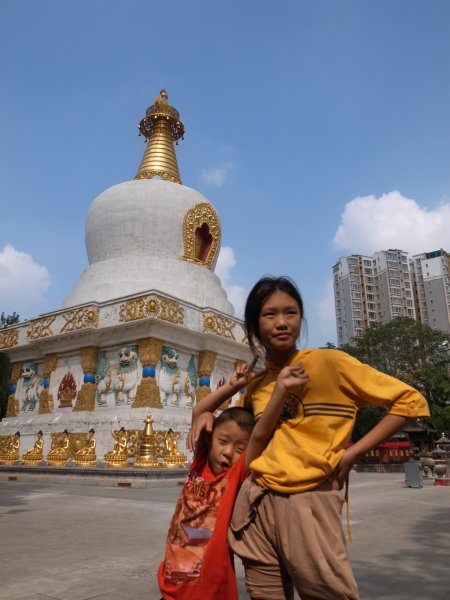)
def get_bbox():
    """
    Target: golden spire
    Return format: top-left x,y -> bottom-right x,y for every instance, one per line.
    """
135,89 -> 185,184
